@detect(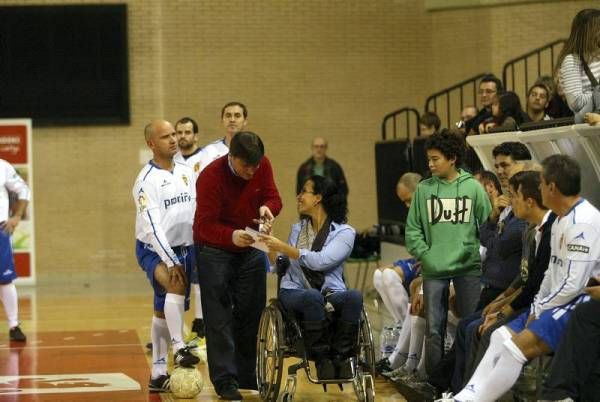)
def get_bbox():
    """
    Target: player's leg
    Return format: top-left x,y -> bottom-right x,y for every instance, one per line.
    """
381,267 -> 409,324
0,231 -> 24,342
